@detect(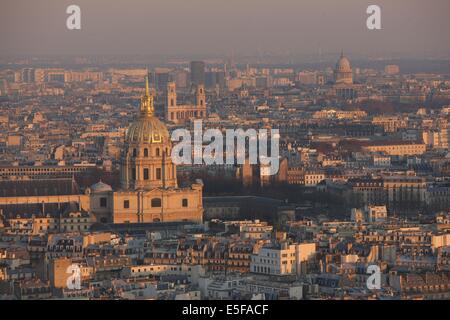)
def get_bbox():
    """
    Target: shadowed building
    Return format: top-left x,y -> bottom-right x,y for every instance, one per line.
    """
190,61 -> 205,86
